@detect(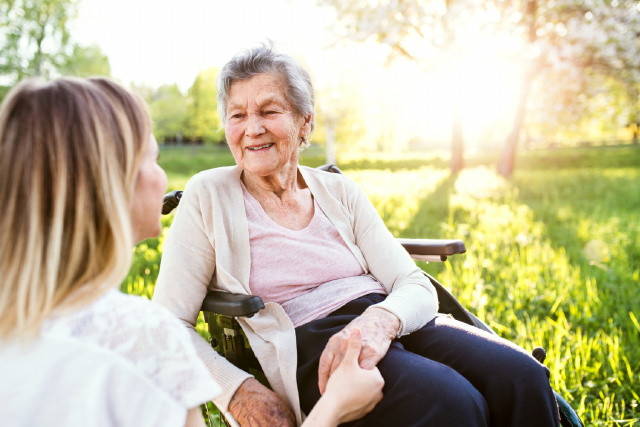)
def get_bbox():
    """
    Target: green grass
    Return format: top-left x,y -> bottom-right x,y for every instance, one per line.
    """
123,144 -> 640,425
